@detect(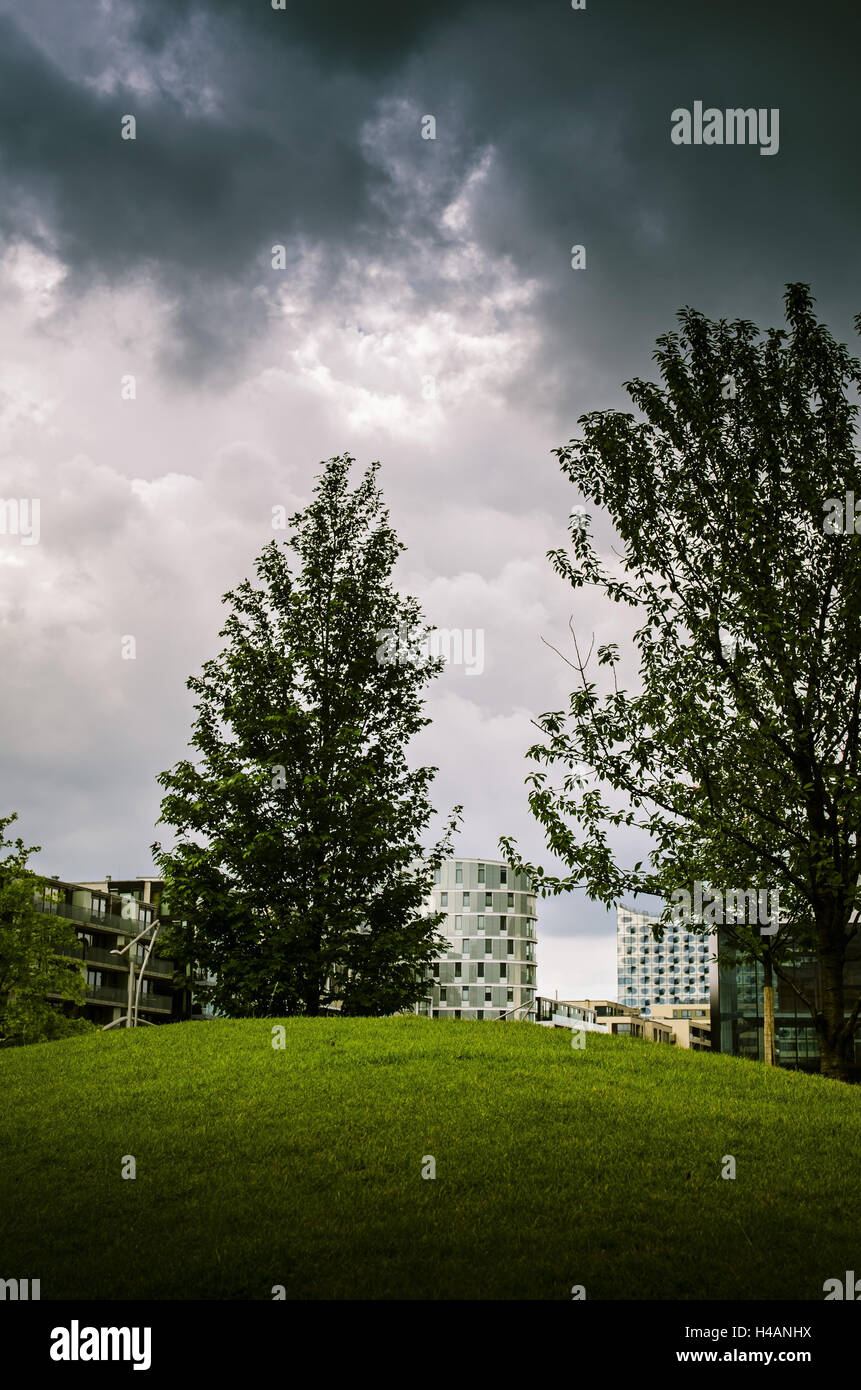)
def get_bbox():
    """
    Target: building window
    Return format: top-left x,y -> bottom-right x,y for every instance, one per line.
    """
440,892 -> 448,907
432,1010 -> 439,1018
462,892 -> 470,909
455,915 -> 462,931
485,892 -> 493,908
433,866 -> 441,884
478,864 -> 485,883
500,964 -> 507,979
462,987 -> 469,1003
507,989 -> 514,1002
500,867 -> 508,885
455,863 -> 463,884
485,989 -> 492,1003
507,893 -> 514,908
499,917 -> 507,933
454,963 -> 461,978
485,940 -> 493,956
476,1010 -> 484,1020
454,1009 -> 461,1019
439,988 -> 447,1003
507,940 -> 514,955
477,963 -> 484,978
